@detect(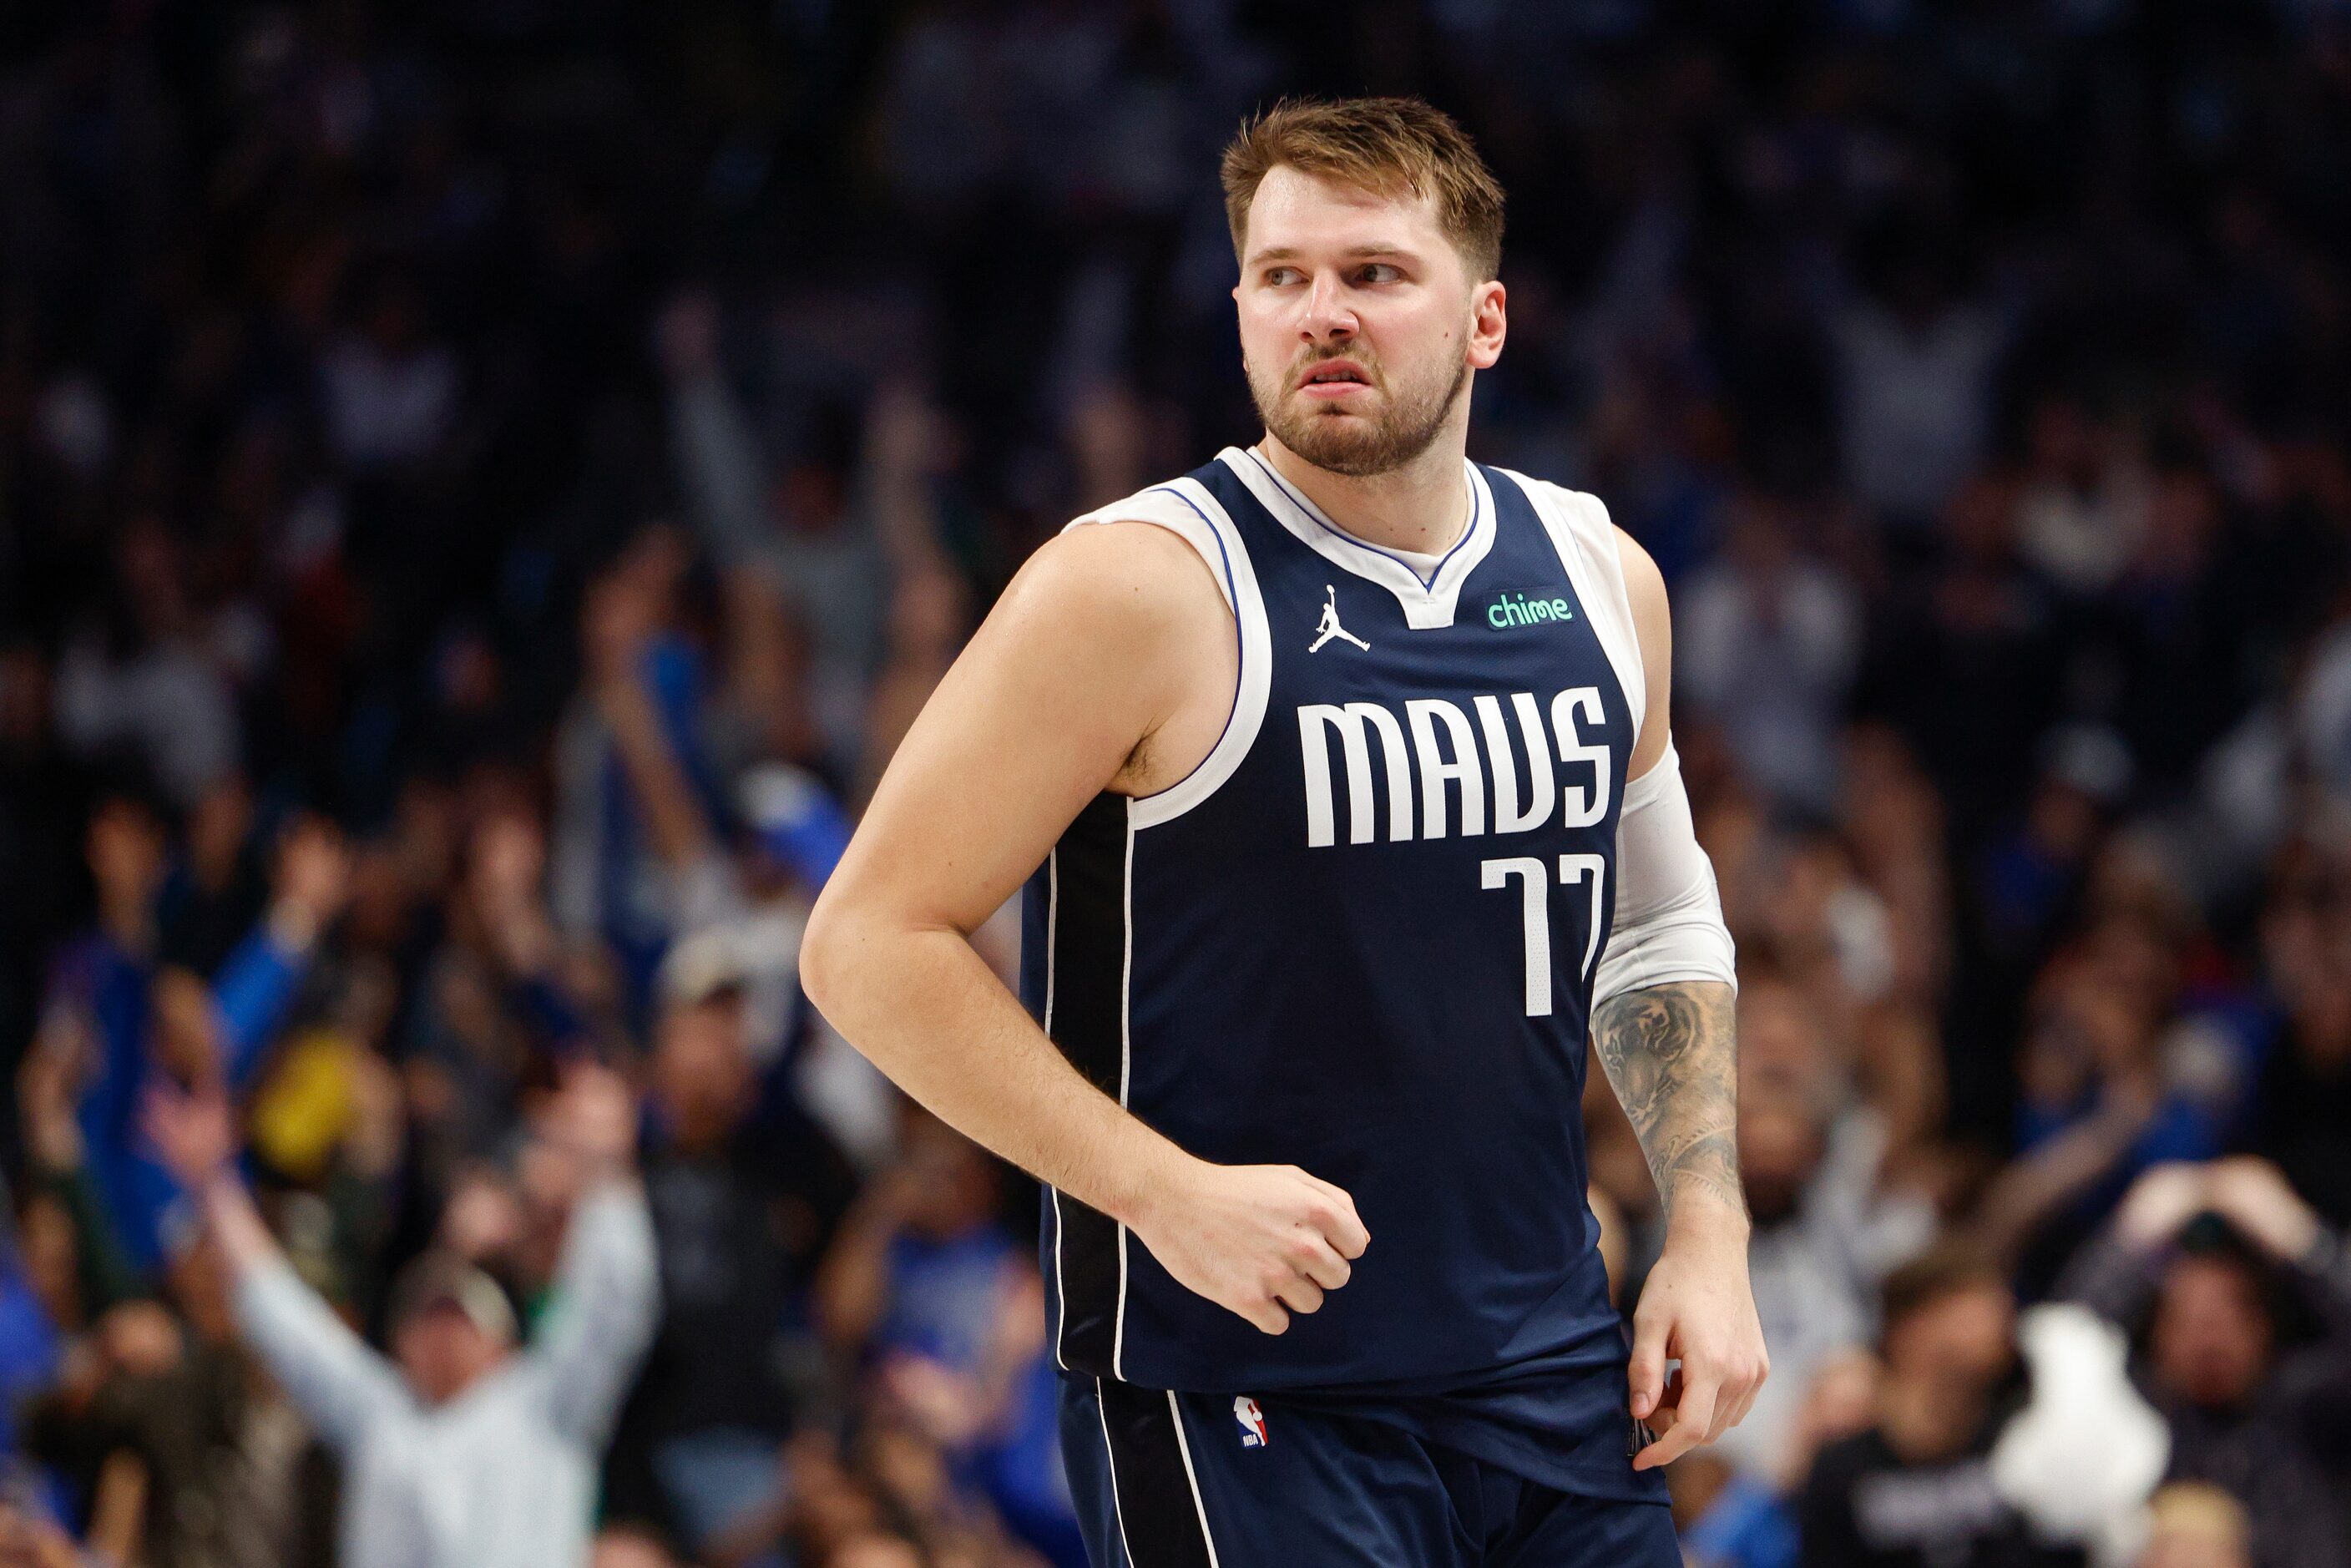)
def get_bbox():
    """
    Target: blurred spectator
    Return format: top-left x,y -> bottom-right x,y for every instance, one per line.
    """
2137,1484 -> 2252,1568
142,1067 -> 658,1568
40,812 -> 350,1276
817,1110 -> 1079,1568
1670,1449 -> 1800,1568
552,532 -> 727,999
320,277 -> 461,473
52,524 -> 242,810
1716,1080 -> 1929,1479
1677,490 -> 1863,814
1826,223 -> 2010,529
1797,1246 -> 2075,1568
2243,948 -> 2351,1225
2010,400 -> 2151,599
2063,1161 -> 2351,1568
604,957 -> 857,1555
